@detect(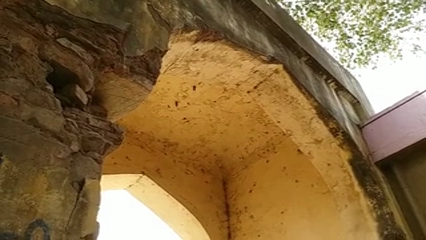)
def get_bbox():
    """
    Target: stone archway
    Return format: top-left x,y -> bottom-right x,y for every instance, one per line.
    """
0,1 -> 406,239
101,32 -> 386,239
